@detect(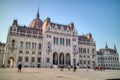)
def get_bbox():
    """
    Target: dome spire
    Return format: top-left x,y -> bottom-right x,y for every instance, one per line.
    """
105,43 -> 108,49
36,8 -> 40,19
